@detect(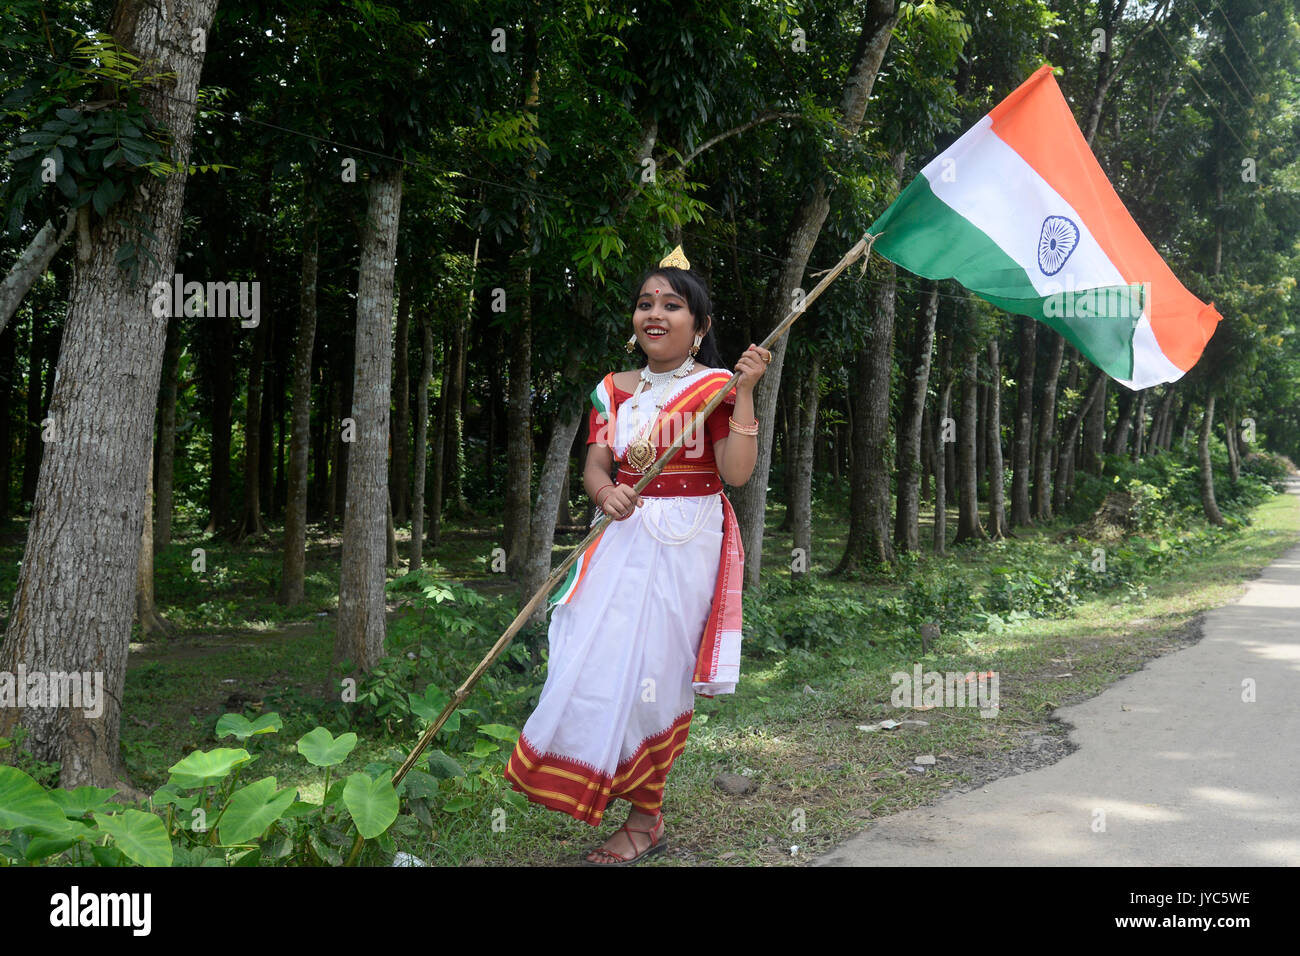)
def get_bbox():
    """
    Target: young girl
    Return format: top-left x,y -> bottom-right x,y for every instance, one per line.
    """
503,245 -> 771,865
